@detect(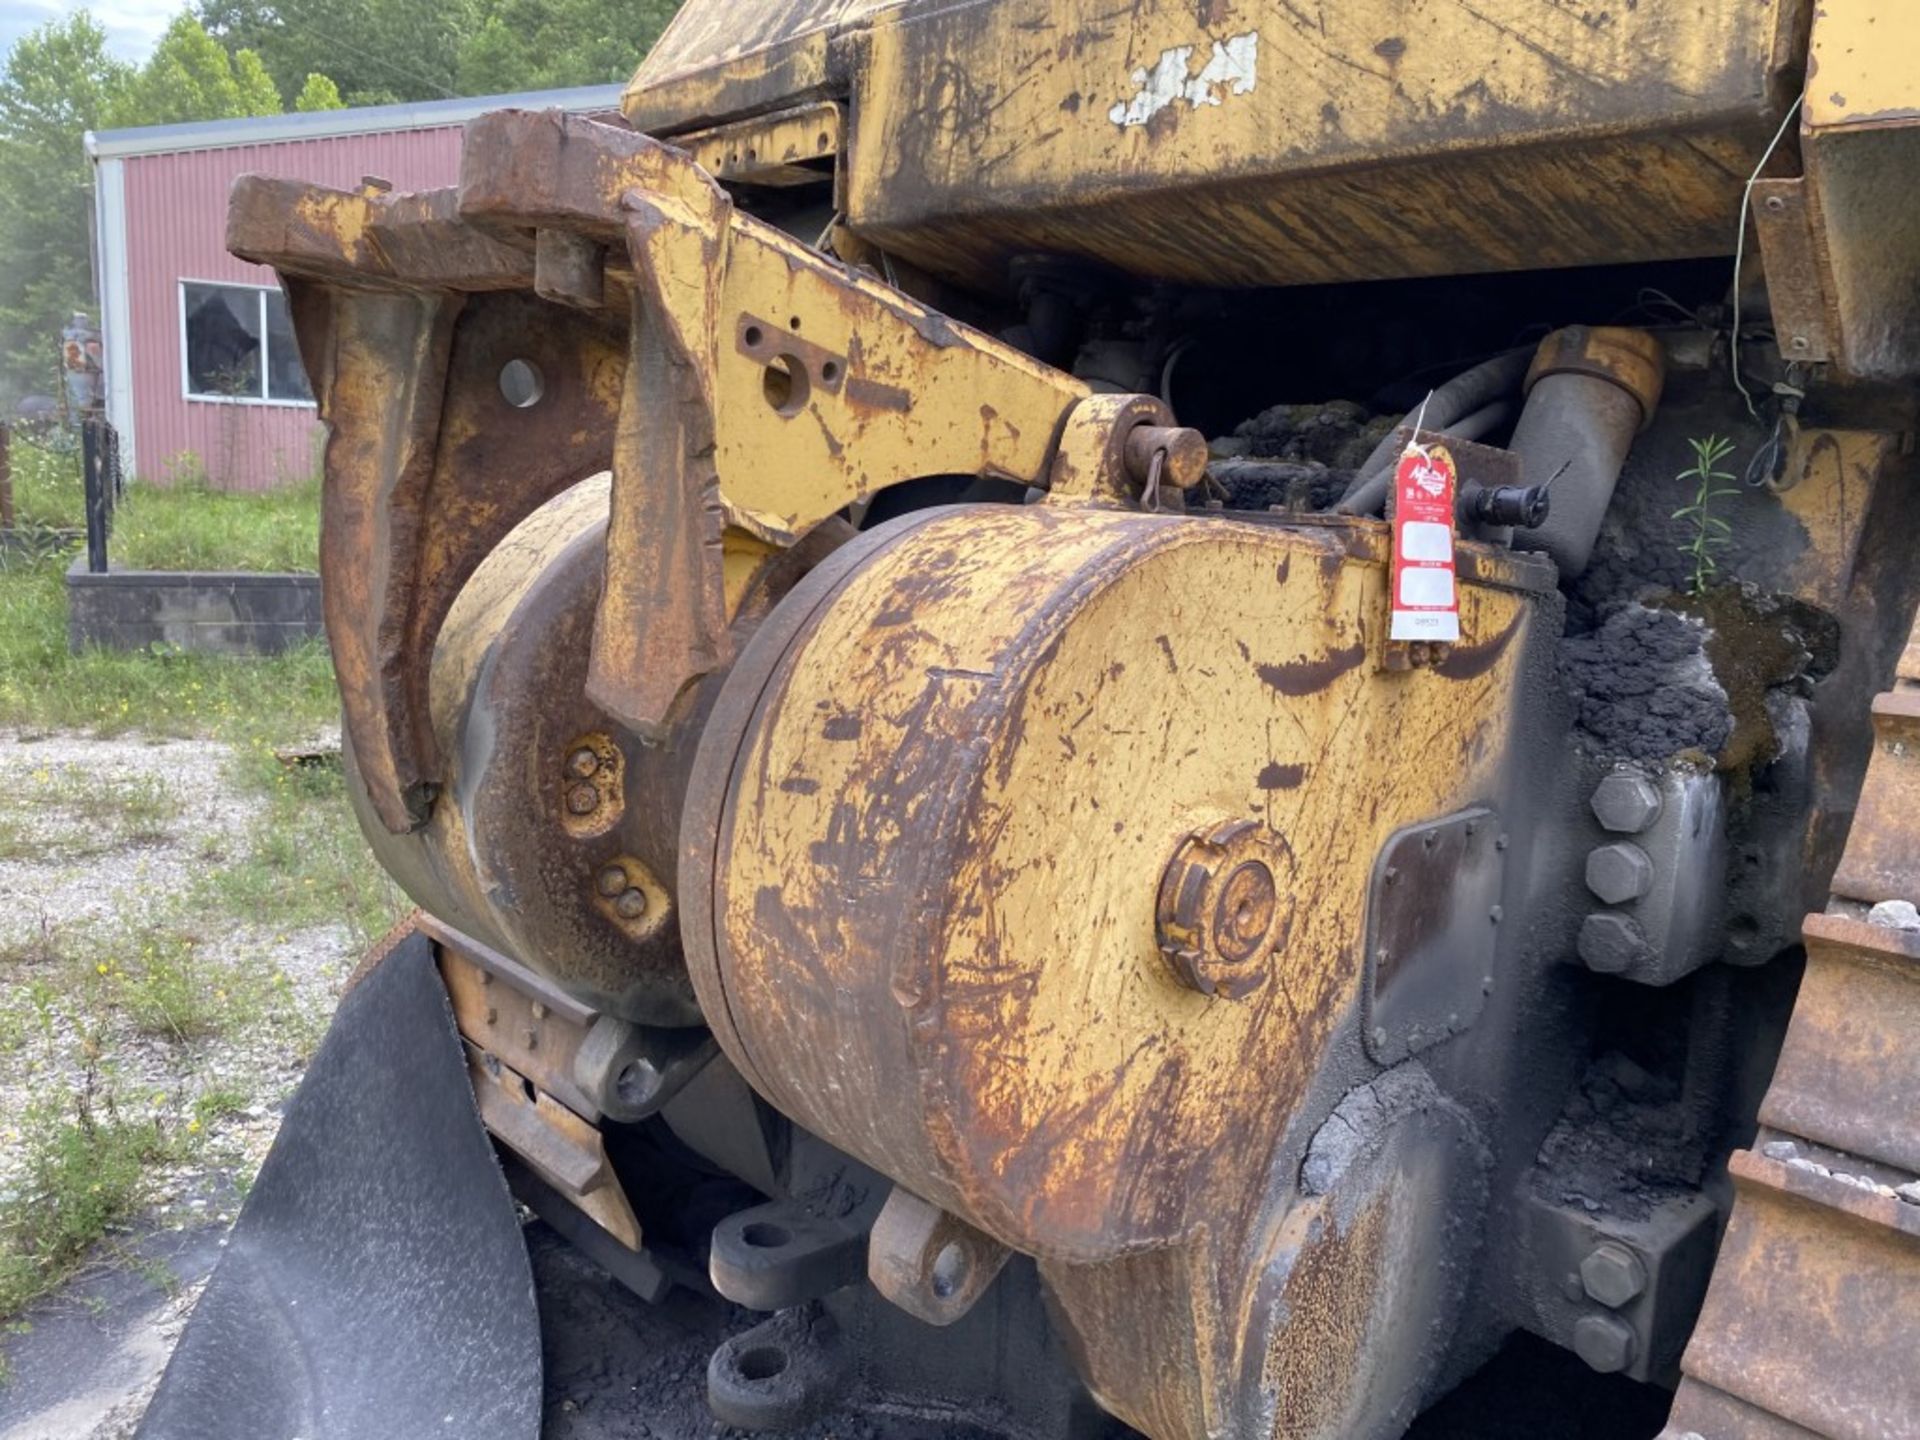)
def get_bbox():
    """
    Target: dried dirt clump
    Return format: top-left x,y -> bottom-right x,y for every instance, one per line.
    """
1558,604 -> 1734,762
